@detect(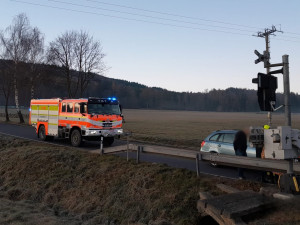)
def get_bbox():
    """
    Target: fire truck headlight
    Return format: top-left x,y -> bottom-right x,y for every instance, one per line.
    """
90,131 -> 97,135
116,129 -> 123,134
